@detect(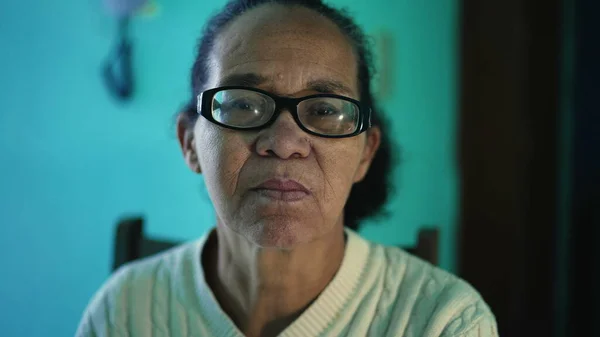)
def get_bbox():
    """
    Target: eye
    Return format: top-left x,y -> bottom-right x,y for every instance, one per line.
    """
298,97 -> 360,135
223,98 -> 258,112
308,103 -> 342,117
